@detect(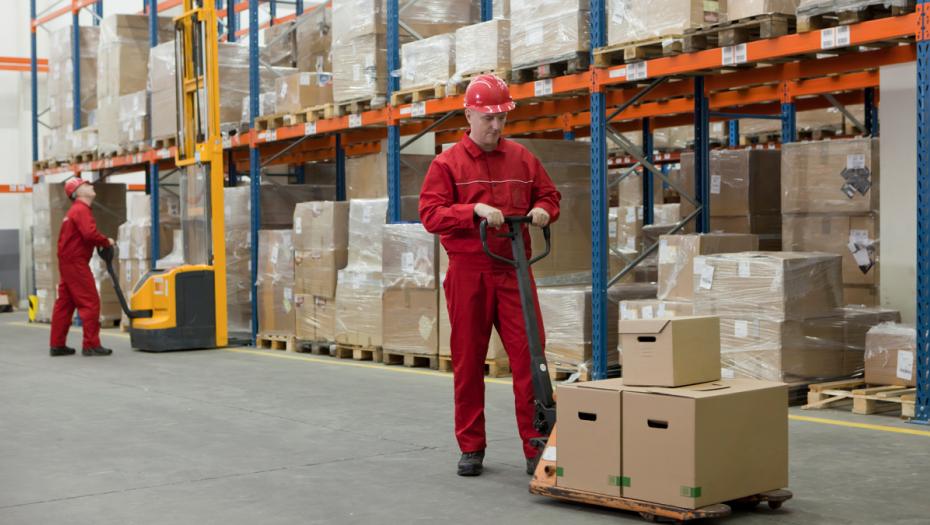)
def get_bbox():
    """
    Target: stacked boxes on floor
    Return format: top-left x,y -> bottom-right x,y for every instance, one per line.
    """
681,149 -> 783,250
345,149 -> 433,220
381,224 -> 440,357
539,287 -> 620,378
510,0 -> 589,71
257,230 -> 296,337
293,201 -> 349,342
45,26 -> 99,161
781,138 -> 880,306
335,199 -> 388,347
556,315 -> 789,508
605,0 -> 725,47
96,14 -> 173,155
